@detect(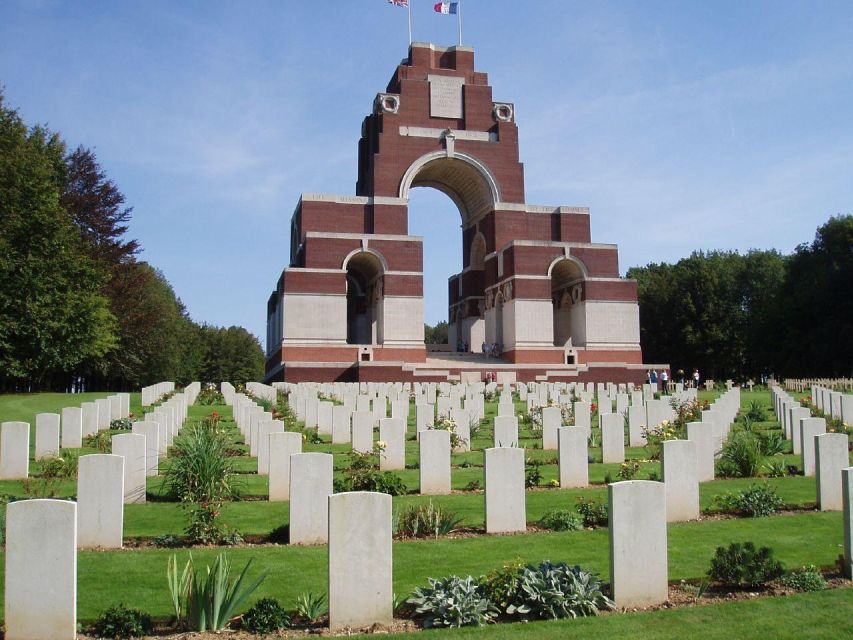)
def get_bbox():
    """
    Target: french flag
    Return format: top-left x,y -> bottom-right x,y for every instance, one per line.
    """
434,2 -> 458,14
